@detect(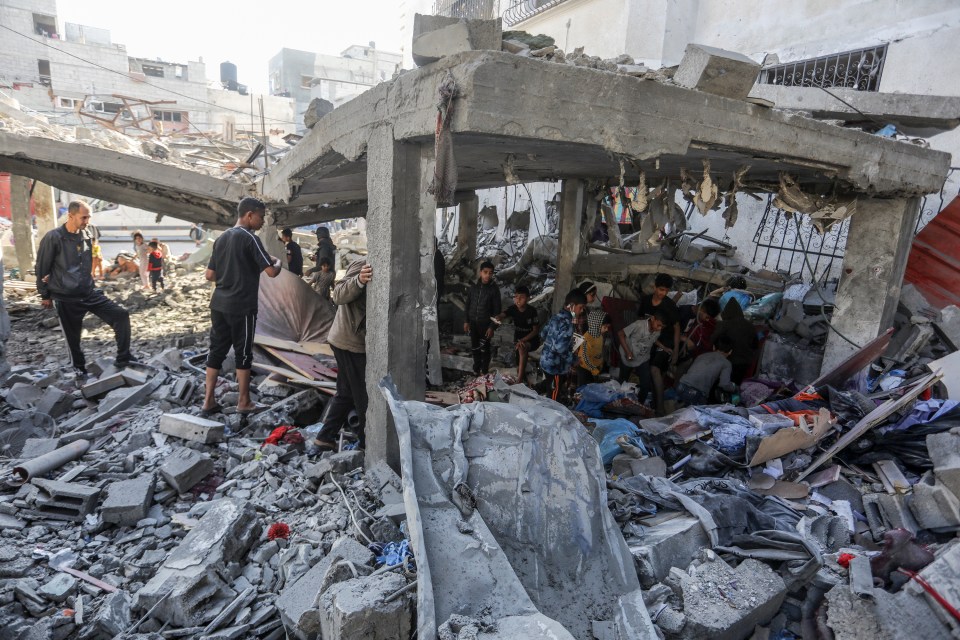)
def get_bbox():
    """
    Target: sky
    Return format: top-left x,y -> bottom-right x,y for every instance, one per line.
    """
55,0 -> 409,94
